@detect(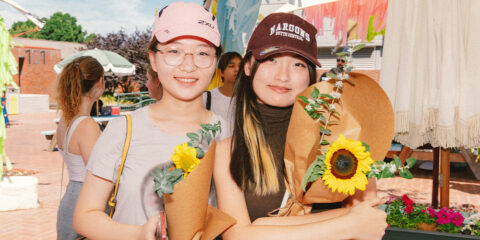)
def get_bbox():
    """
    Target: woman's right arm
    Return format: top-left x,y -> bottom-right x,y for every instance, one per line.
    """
73,172 -> 159,240
213,138 -> 388,240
